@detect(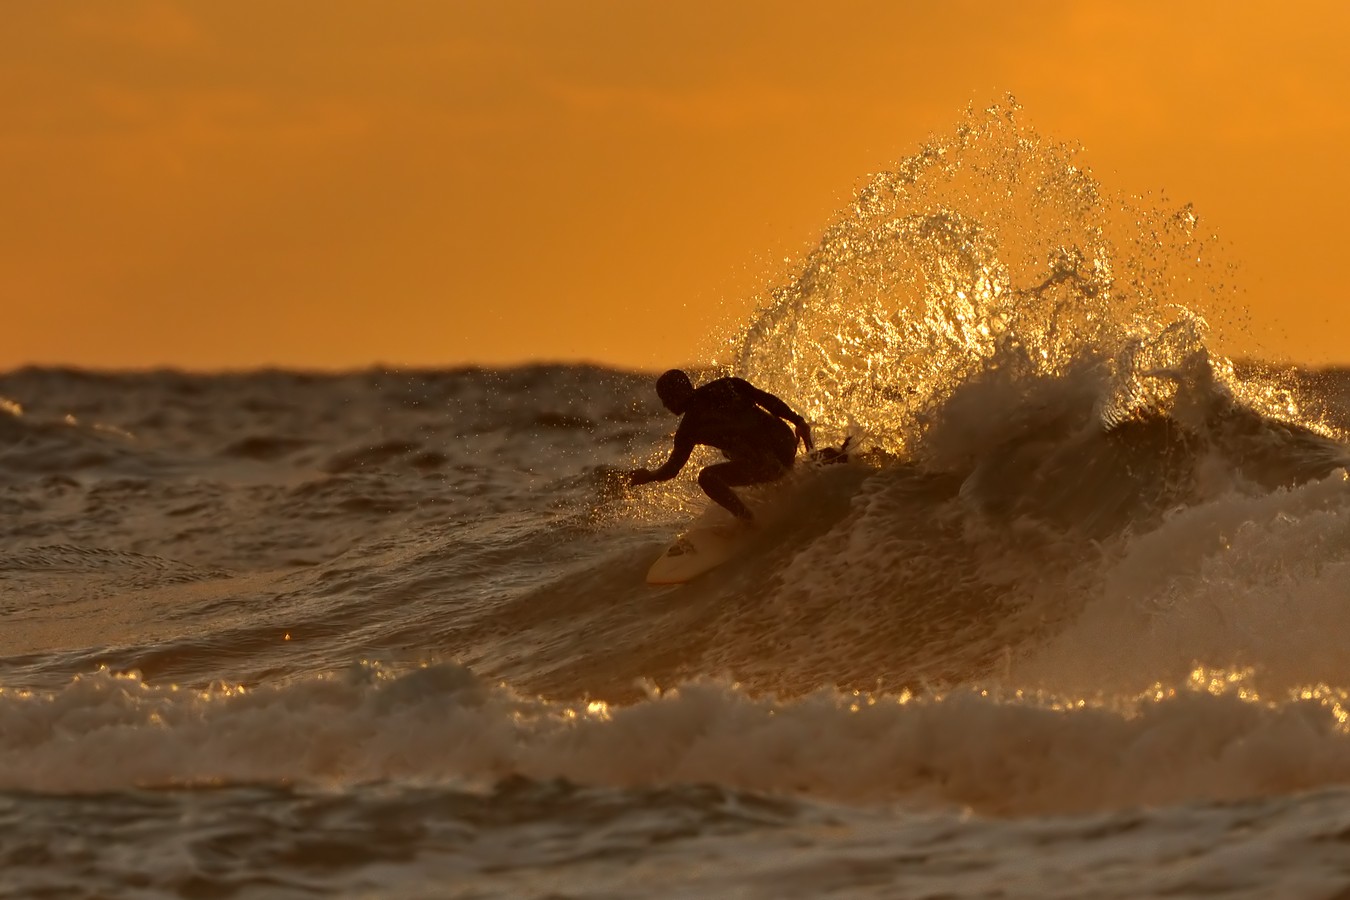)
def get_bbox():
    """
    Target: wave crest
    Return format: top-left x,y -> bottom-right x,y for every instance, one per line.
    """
728,99 -> 1238,460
